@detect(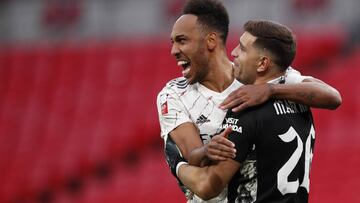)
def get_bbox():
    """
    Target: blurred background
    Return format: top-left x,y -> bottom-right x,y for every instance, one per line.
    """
0,0 -> 359,203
